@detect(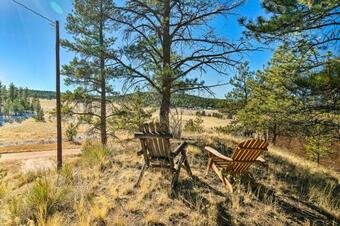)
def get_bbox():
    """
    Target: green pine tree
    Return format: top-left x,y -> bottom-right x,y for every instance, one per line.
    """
304,125 -> 333,165
62,0 -> 118,145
